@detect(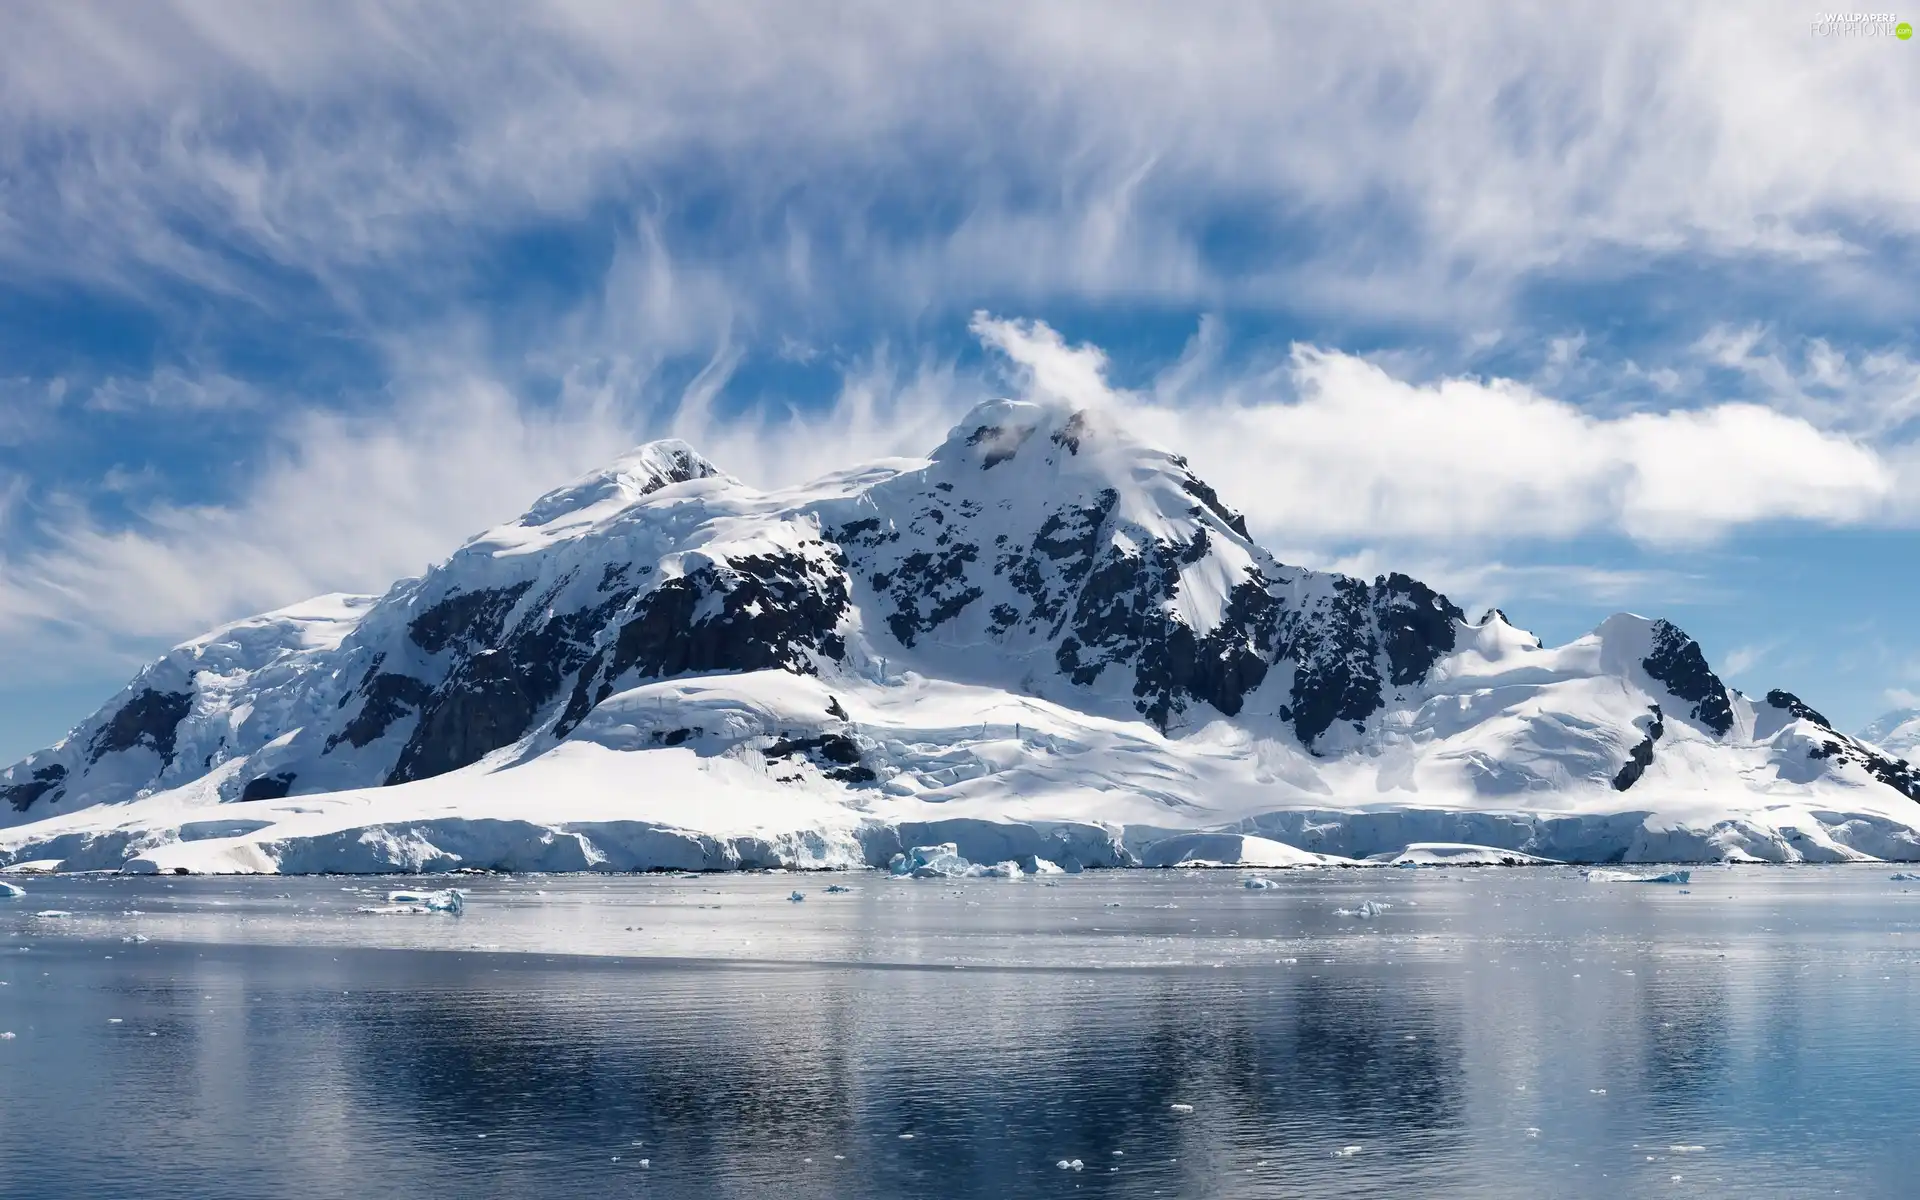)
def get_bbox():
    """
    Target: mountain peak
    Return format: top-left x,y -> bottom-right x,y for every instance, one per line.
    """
520,439 -> 725,529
